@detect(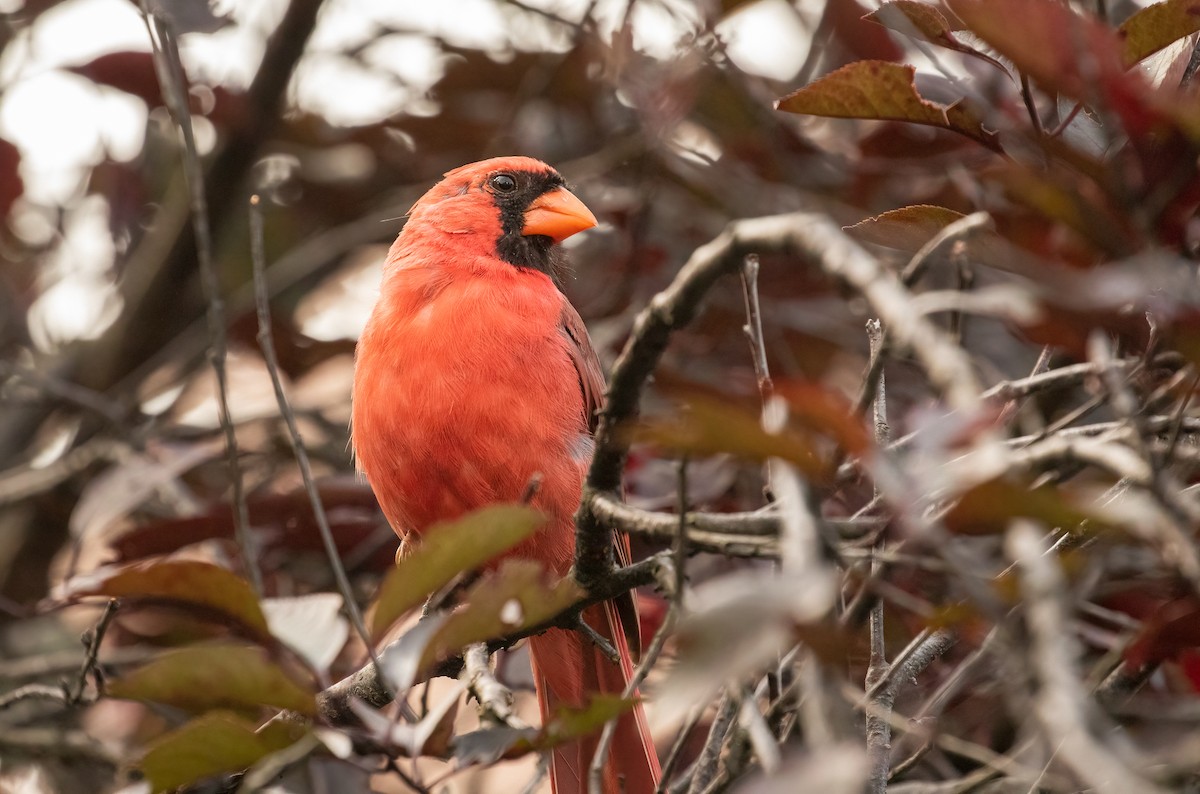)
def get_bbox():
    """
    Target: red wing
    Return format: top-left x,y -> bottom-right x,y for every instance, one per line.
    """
559,295 -> 642,656
559,296 -> 606,435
